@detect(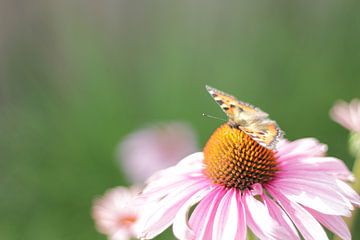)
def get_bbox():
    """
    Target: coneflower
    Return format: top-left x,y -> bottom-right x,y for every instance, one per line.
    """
136,87 -> 359,240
